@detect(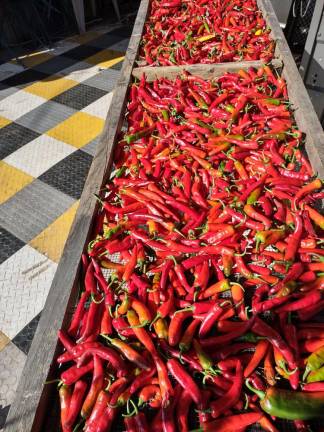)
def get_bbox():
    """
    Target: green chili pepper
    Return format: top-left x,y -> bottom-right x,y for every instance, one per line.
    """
264,98 -> 281,105
169,50 -> 177,64
228,134 -> 244,140
307,365 -> 324,383
246,380 -> 324,420
246,187 -> 262,204
225,104 -> 235,113
236,332 -> 262,343
104,224 -> 122,240
203,21 -> 211,33
303,346 -> 324,381
161,110 -> 169,121
115,166 -> 126,178
193,339 -> 213,371
195,119 -> 215,132
125,127 -> 153,144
